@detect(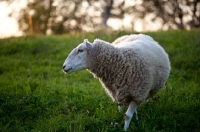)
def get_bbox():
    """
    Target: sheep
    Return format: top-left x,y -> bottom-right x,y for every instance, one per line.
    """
62,34 -> 170,131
